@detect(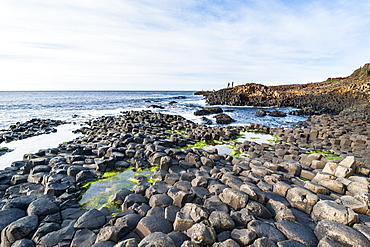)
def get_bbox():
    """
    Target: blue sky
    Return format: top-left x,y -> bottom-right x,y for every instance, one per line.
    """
1,0 -> 369,91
